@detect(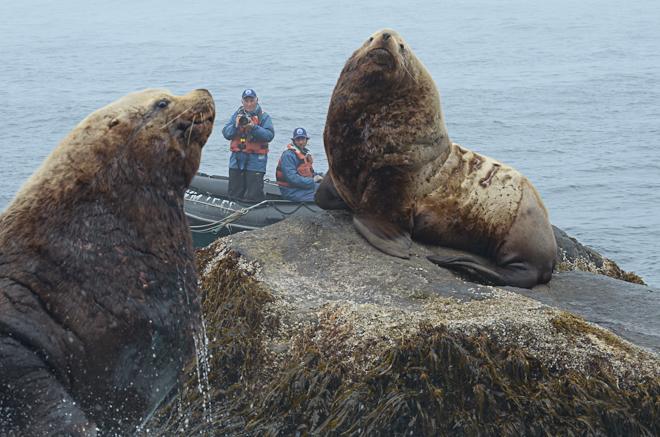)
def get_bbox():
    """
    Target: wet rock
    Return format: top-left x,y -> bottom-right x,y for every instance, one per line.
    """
147,211 -> 659,436
514,271 -> 658,353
